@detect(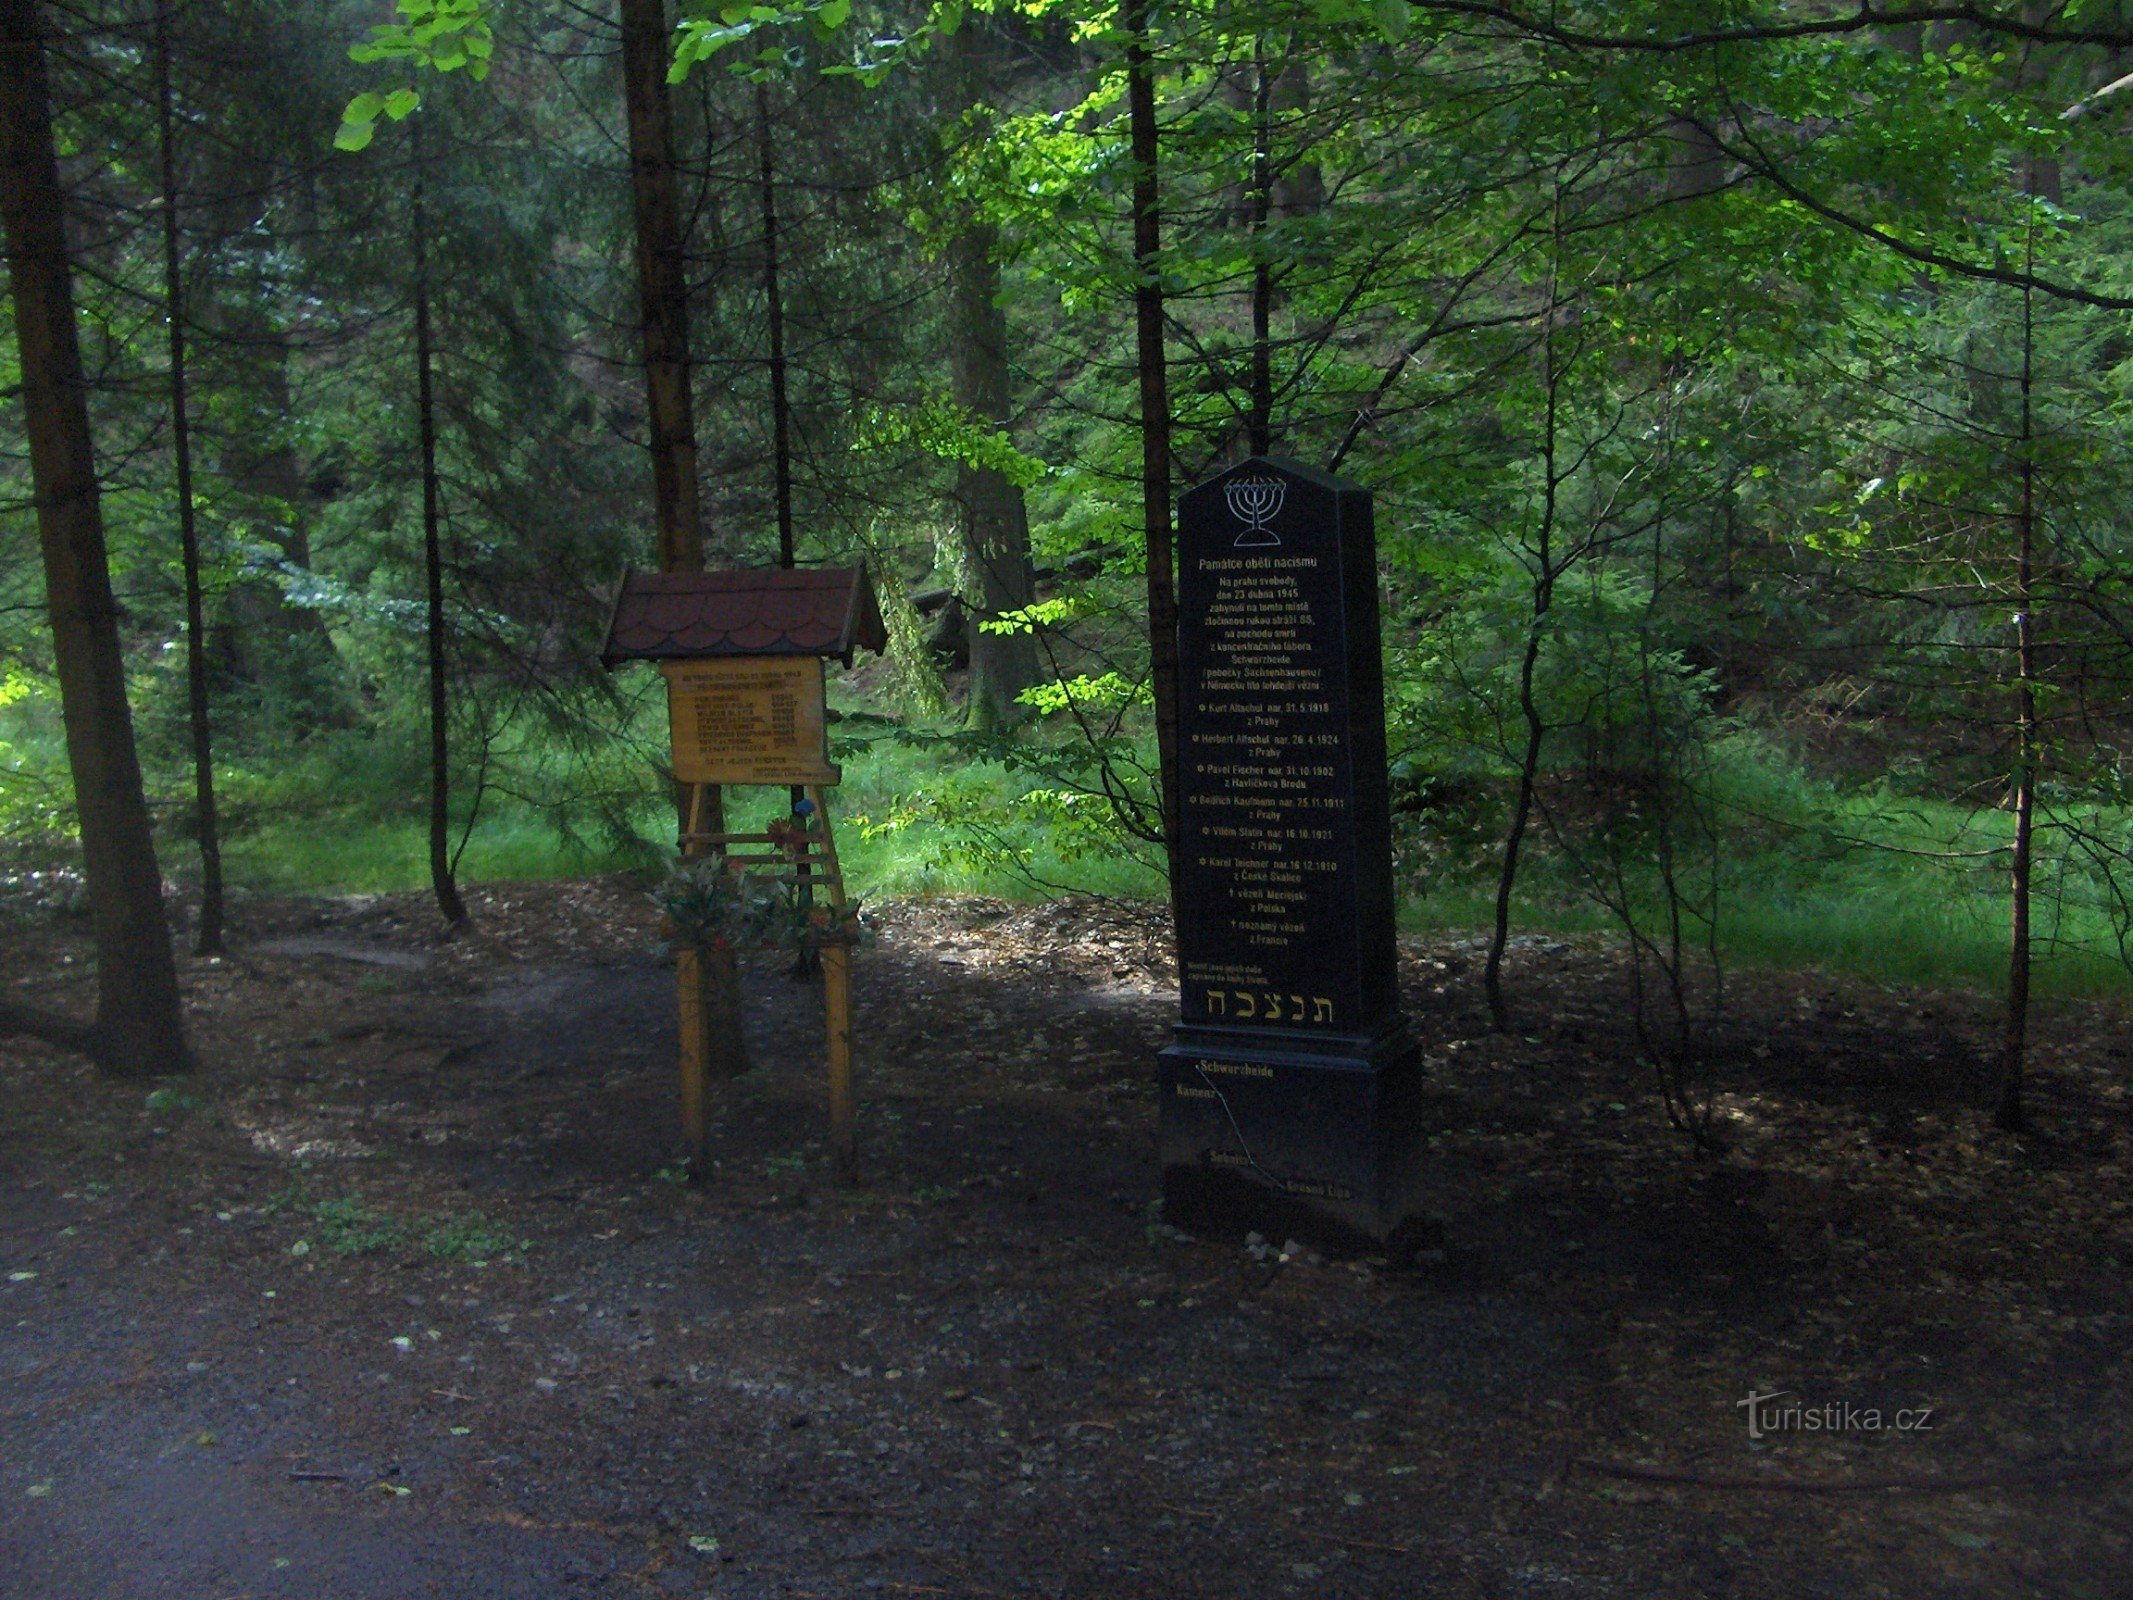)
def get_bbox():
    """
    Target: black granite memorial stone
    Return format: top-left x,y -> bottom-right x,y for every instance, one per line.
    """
1158,456 -> 1421,1249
